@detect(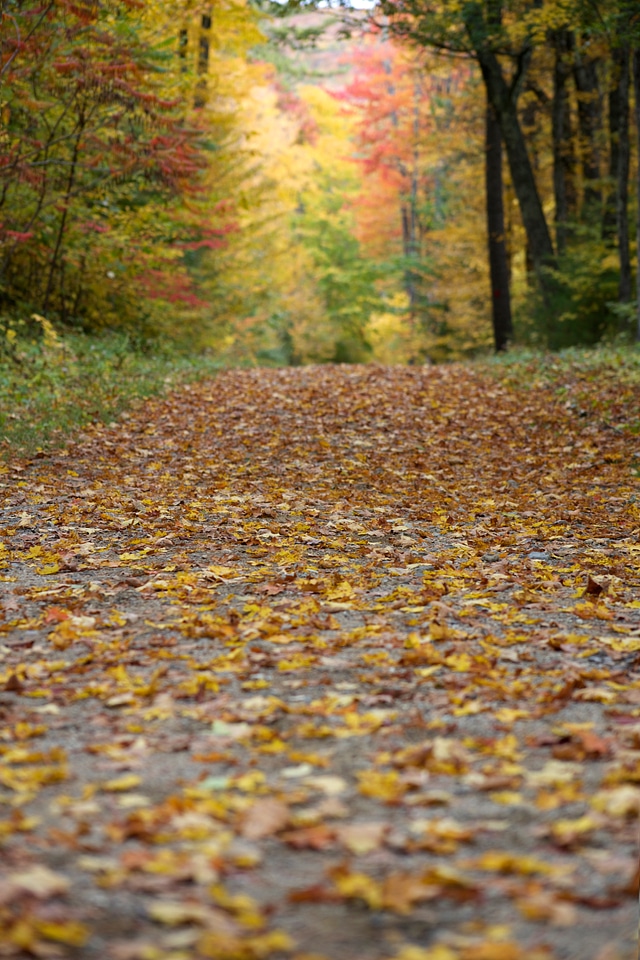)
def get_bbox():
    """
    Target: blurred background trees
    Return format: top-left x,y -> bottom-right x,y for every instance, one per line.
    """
1,0 -> 640,362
